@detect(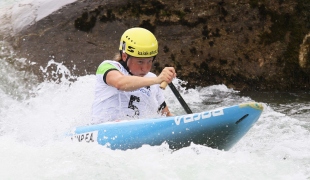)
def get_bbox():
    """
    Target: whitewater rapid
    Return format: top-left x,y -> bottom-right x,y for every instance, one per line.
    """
0,0 -> 310,179
1,68 -> 309,179
0,0 -> 76,36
